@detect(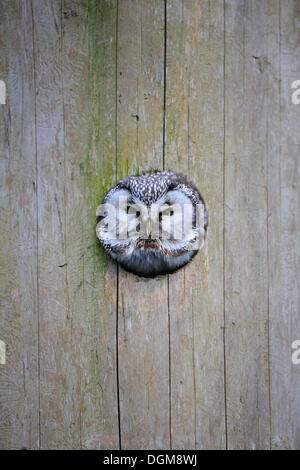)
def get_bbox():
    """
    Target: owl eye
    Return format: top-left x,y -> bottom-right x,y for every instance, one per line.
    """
159,209 -> 174,221
127,205 -> 140,217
